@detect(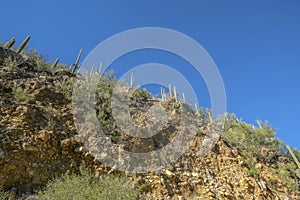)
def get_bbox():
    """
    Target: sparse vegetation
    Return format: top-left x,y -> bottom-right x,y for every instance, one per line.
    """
94,71 -> 117,132
1,41 -> 300,199
131,87 -> 151,99
12,83 -> 35,103
271,162 -> 300,195
2,56 -> 19,72
55,63 -> 69,70
39,167 -> 140,200
222,113 -> 300,194
25,48 -> 52,71
0,187 -> 8,200
43,106 -> 61,130
55,77 -> 75,101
